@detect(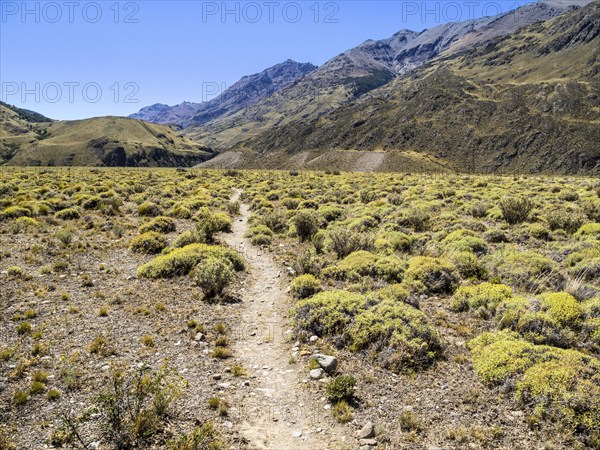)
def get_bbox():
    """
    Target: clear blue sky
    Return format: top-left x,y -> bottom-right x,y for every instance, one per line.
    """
1,0 -> 534,120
